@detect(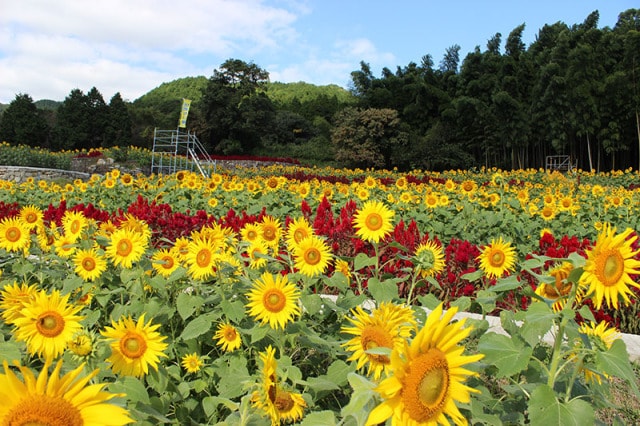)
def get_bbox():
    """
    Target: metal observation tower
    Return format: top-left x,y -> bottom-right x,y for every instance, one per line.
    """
150,98 -> 216,177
